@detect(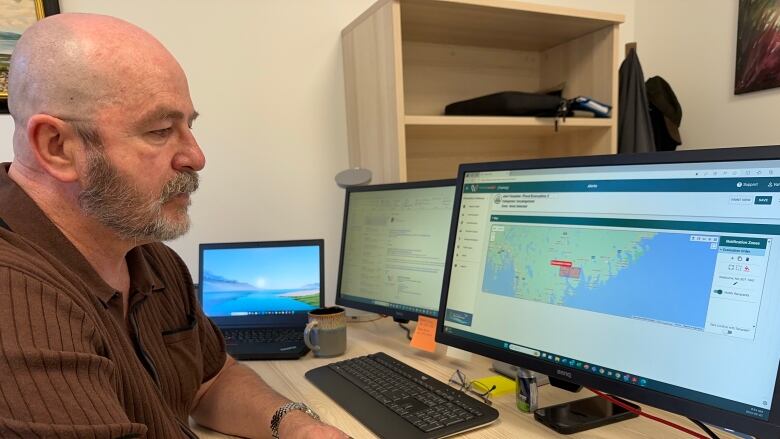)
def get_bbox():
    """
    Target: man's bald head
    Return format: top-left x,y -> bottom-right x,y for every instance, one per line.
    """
5,13 -> 203,247
8,13 -> 186,145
